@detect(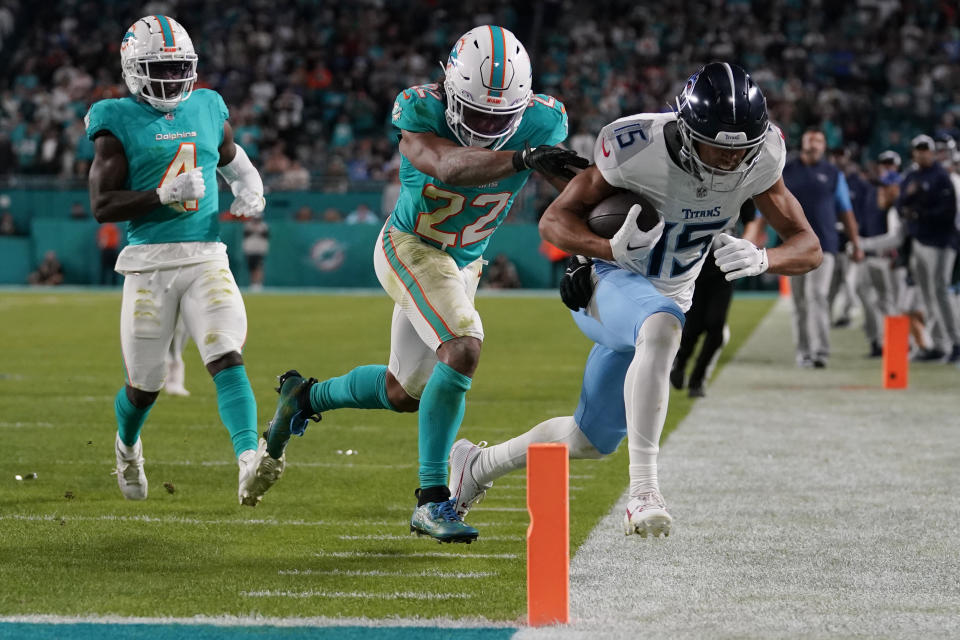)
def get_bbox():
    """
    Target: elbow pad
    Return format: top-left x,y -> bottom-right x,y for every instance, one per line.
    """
217,144 -> 264,198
